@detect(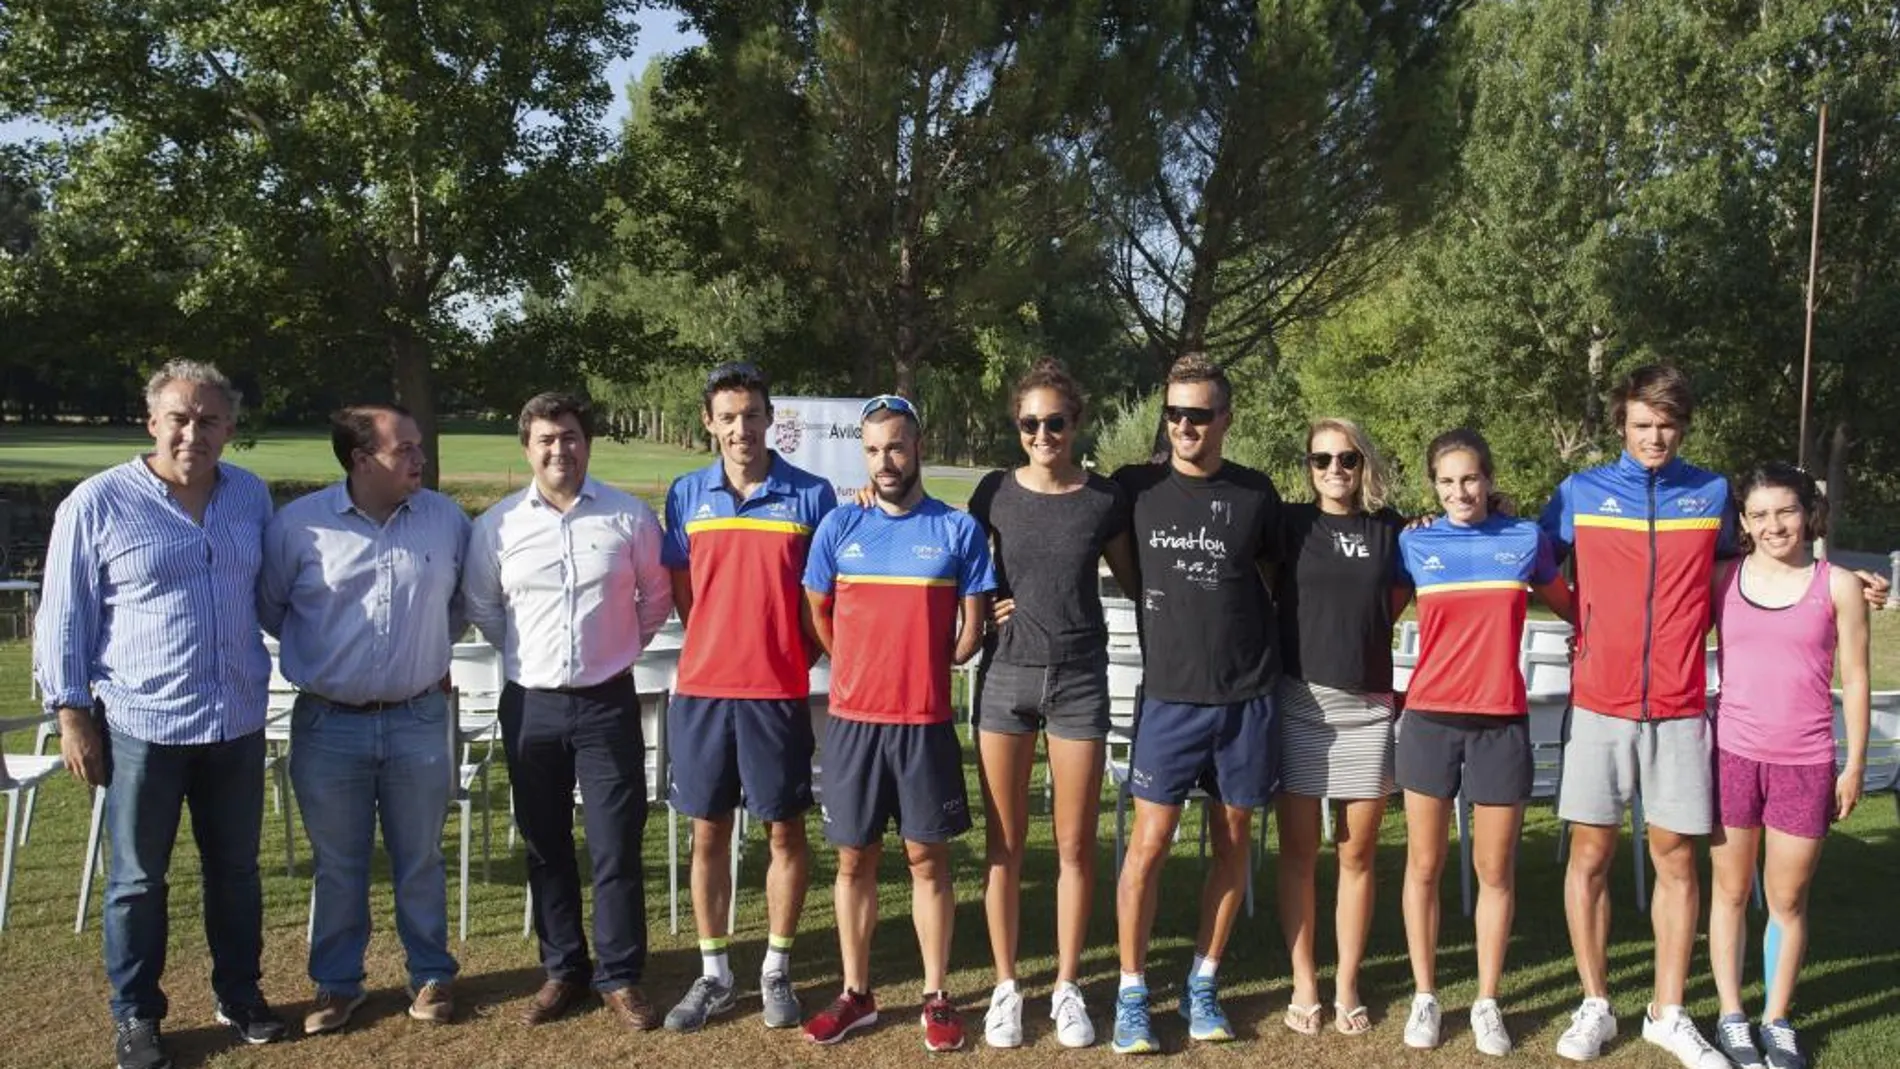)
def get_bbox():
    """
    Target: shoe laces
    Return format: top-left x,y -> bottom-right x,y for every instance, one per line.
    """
1567,1001 -> 1608,1036
925,995 -> 957,1026
985,988 -> 1019,1025
1054,989 -> 1089,1032
763,971 -> 793,996
1719,1016 -> 1755,1050
1667,1013 -> 1718,1053
818,992 -> 861,1024
1473,1000 -> 1504,1034
1763,1021 -> 1799,1055
688,975 -> 723,999
1117,992 -> 1152,1032
1408,997 -> 1437,1032
1187,980 -> 1221,1020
